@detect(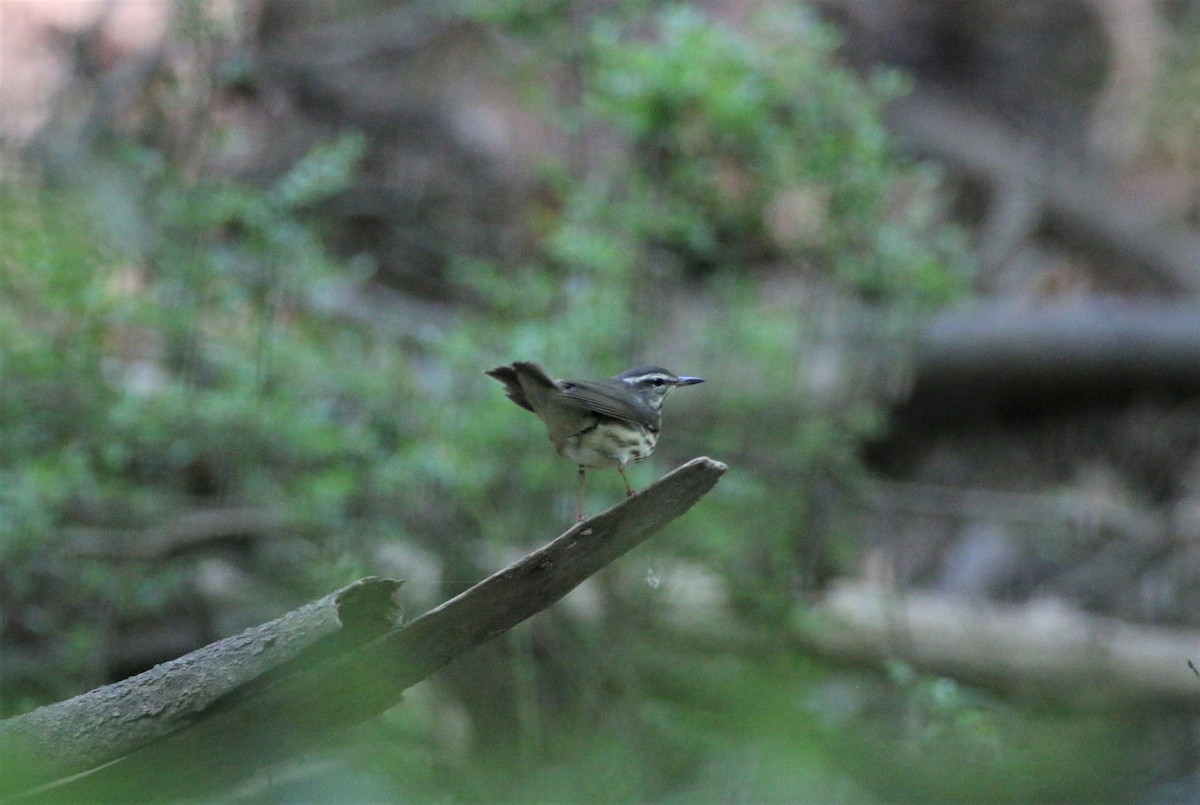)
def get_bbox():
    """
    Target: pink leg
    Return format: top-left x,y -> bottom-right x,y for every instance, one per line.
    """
617,465 -> 634,497
576,466 -> 586,522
